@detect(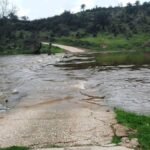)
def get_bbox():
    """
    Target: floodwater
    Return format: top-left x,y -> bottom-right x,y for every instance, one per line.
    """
0,53 -> 150,115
